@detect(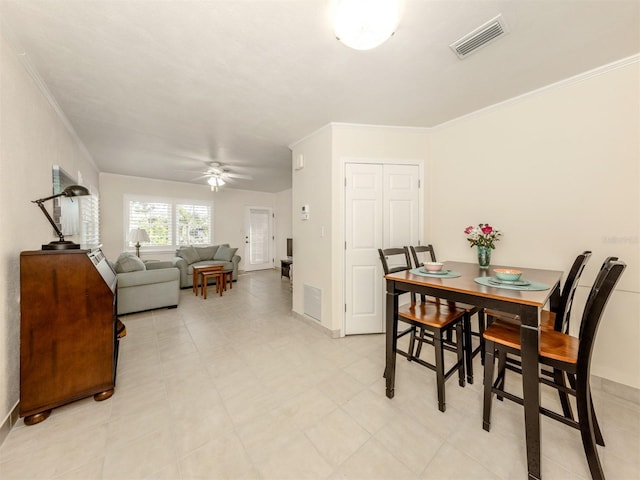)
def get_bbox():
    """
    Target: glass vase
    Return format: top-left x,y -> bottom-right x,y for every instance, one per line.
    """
477,246 -> 491,269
